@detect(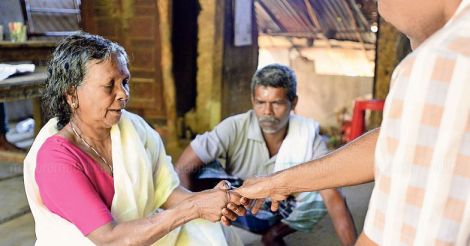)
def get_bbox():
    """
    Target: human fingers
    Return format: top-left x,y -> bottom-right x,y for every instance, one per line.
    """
240,196 -> 250,207
272,194 -> 289,202
227,190 -> 243,205
269,193 -> 289,212
222,208 -> 237,221
221,215 -> 231,226
251,199 -> 265,215
271,200 -> 280,212
235,177 -> 272,199
227,202 -> 246,216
